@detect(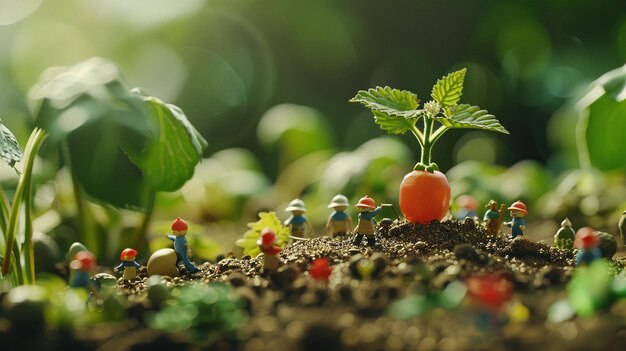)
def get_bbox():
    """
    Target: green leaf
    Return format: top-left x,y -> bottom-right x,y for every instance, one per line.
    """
350,86 -> 420,118
372,110 -> 418,135
577,63 -> 626,109
350,87 -> 421,134
431,68 -> 466,107
441,104 -> 509,134
0,121 -> 23,170
129,94 -> 208,192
